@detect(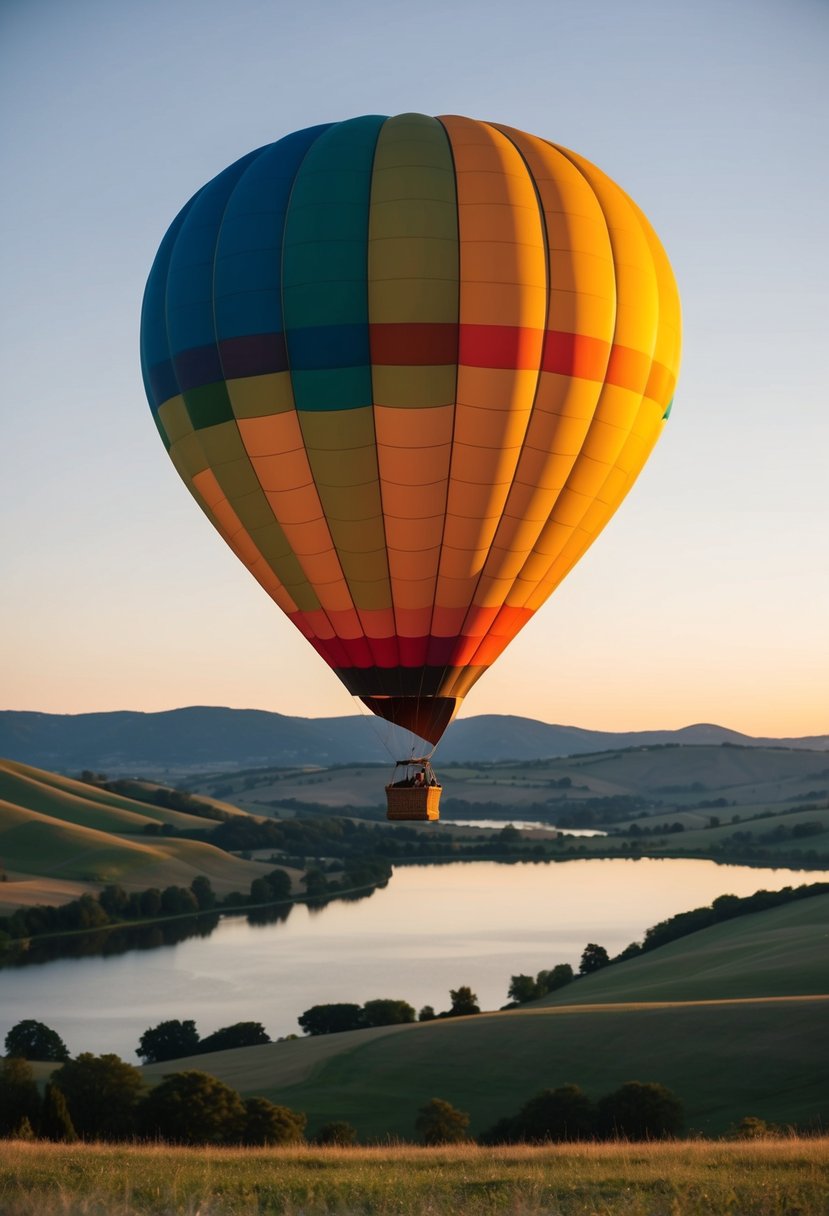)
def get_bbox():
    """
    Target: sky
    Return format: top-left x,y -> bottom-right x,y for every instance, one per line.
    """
2,0 -> 827,738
